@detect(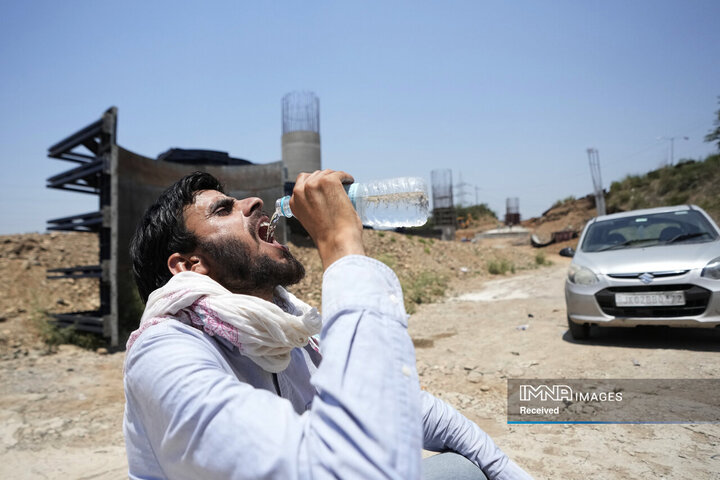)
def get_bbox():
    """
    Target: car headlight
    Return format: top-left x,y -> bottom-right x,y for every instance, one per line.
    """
567,263 -> 599,285
701,256 -> 720,279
